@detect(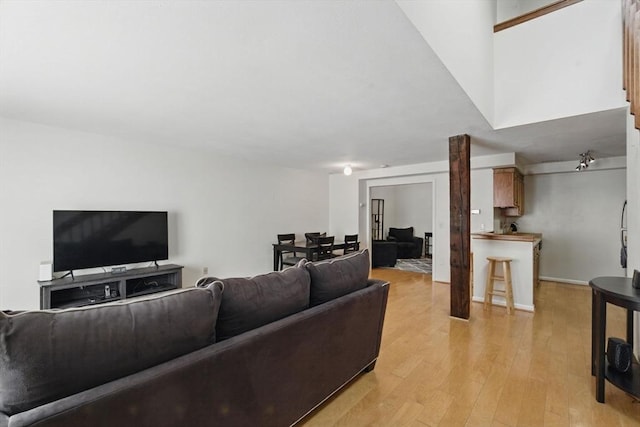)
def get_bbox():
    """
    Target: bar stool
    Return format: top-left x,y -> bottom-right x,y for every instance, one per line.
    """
484,256 -> 515,314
